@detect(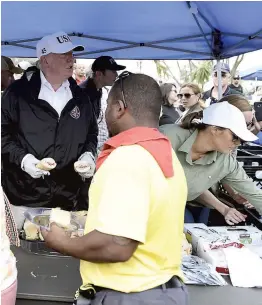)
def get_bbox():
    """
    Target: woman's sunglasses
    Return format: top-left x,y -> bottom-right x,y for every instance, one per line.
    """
177,93 -> 195,99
